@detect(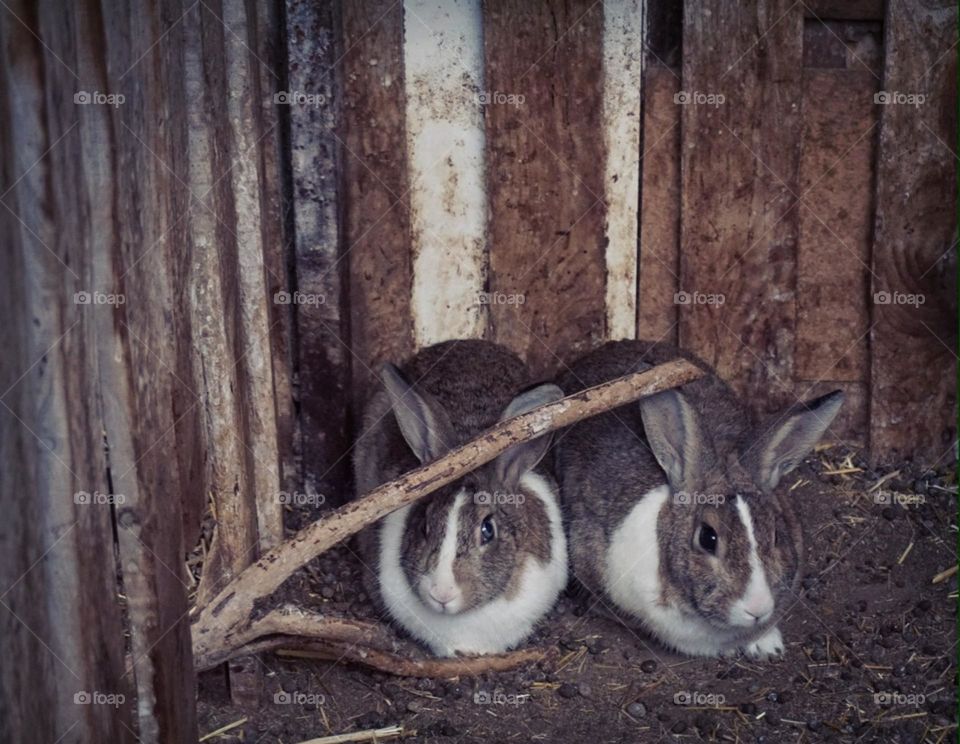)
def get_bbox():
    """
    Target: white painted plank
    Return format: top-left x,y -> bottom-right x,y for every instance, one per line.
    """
602,0 -> 646,340
403,0 -> 488,347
